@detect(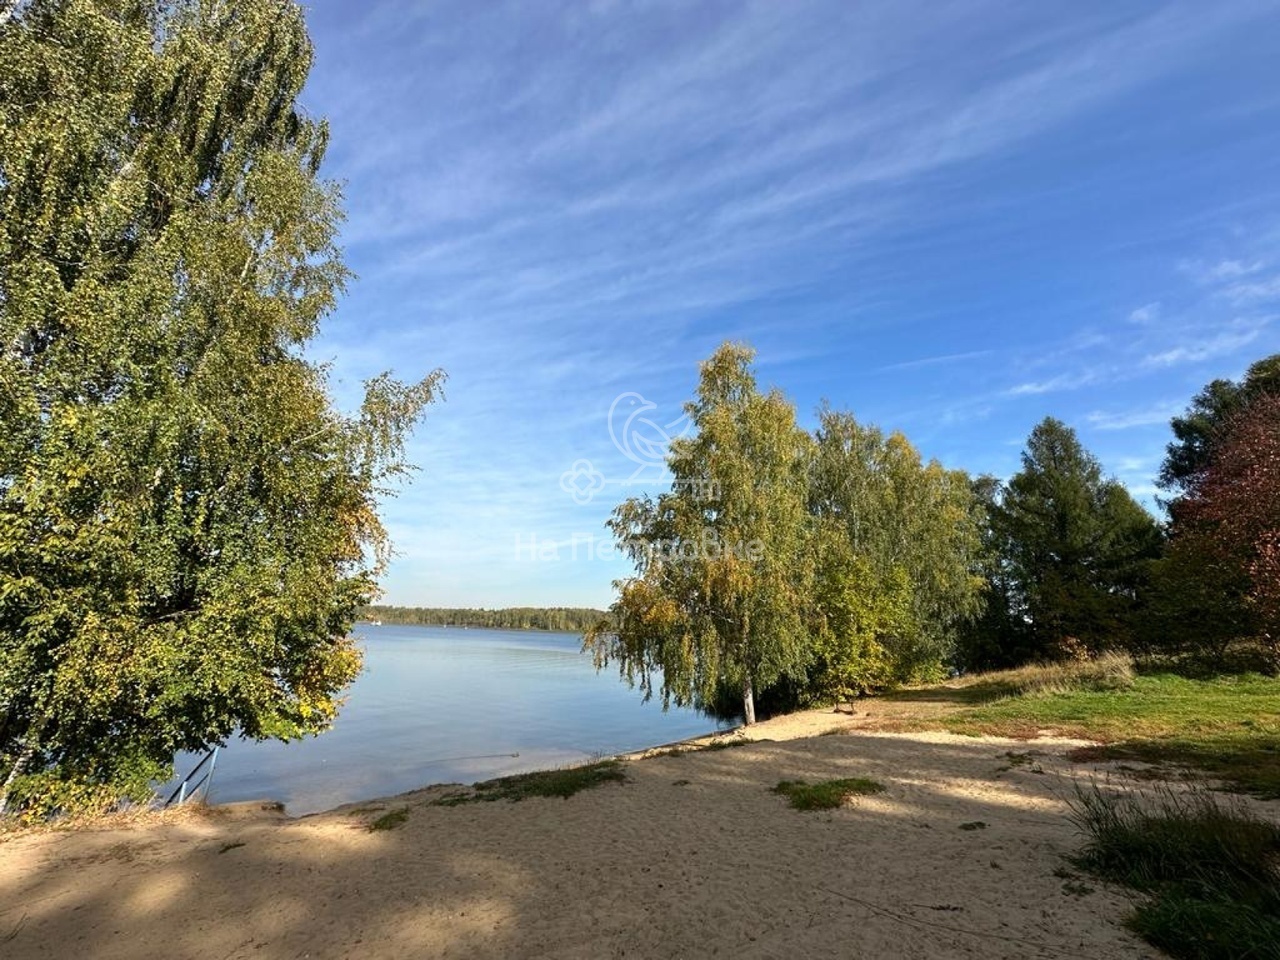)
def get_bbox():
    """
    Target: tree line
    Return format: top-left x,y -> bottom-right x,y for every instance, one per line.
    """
3,0 -> 1277,818
588,344 -> 1280,723
362,606 -> 607,633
